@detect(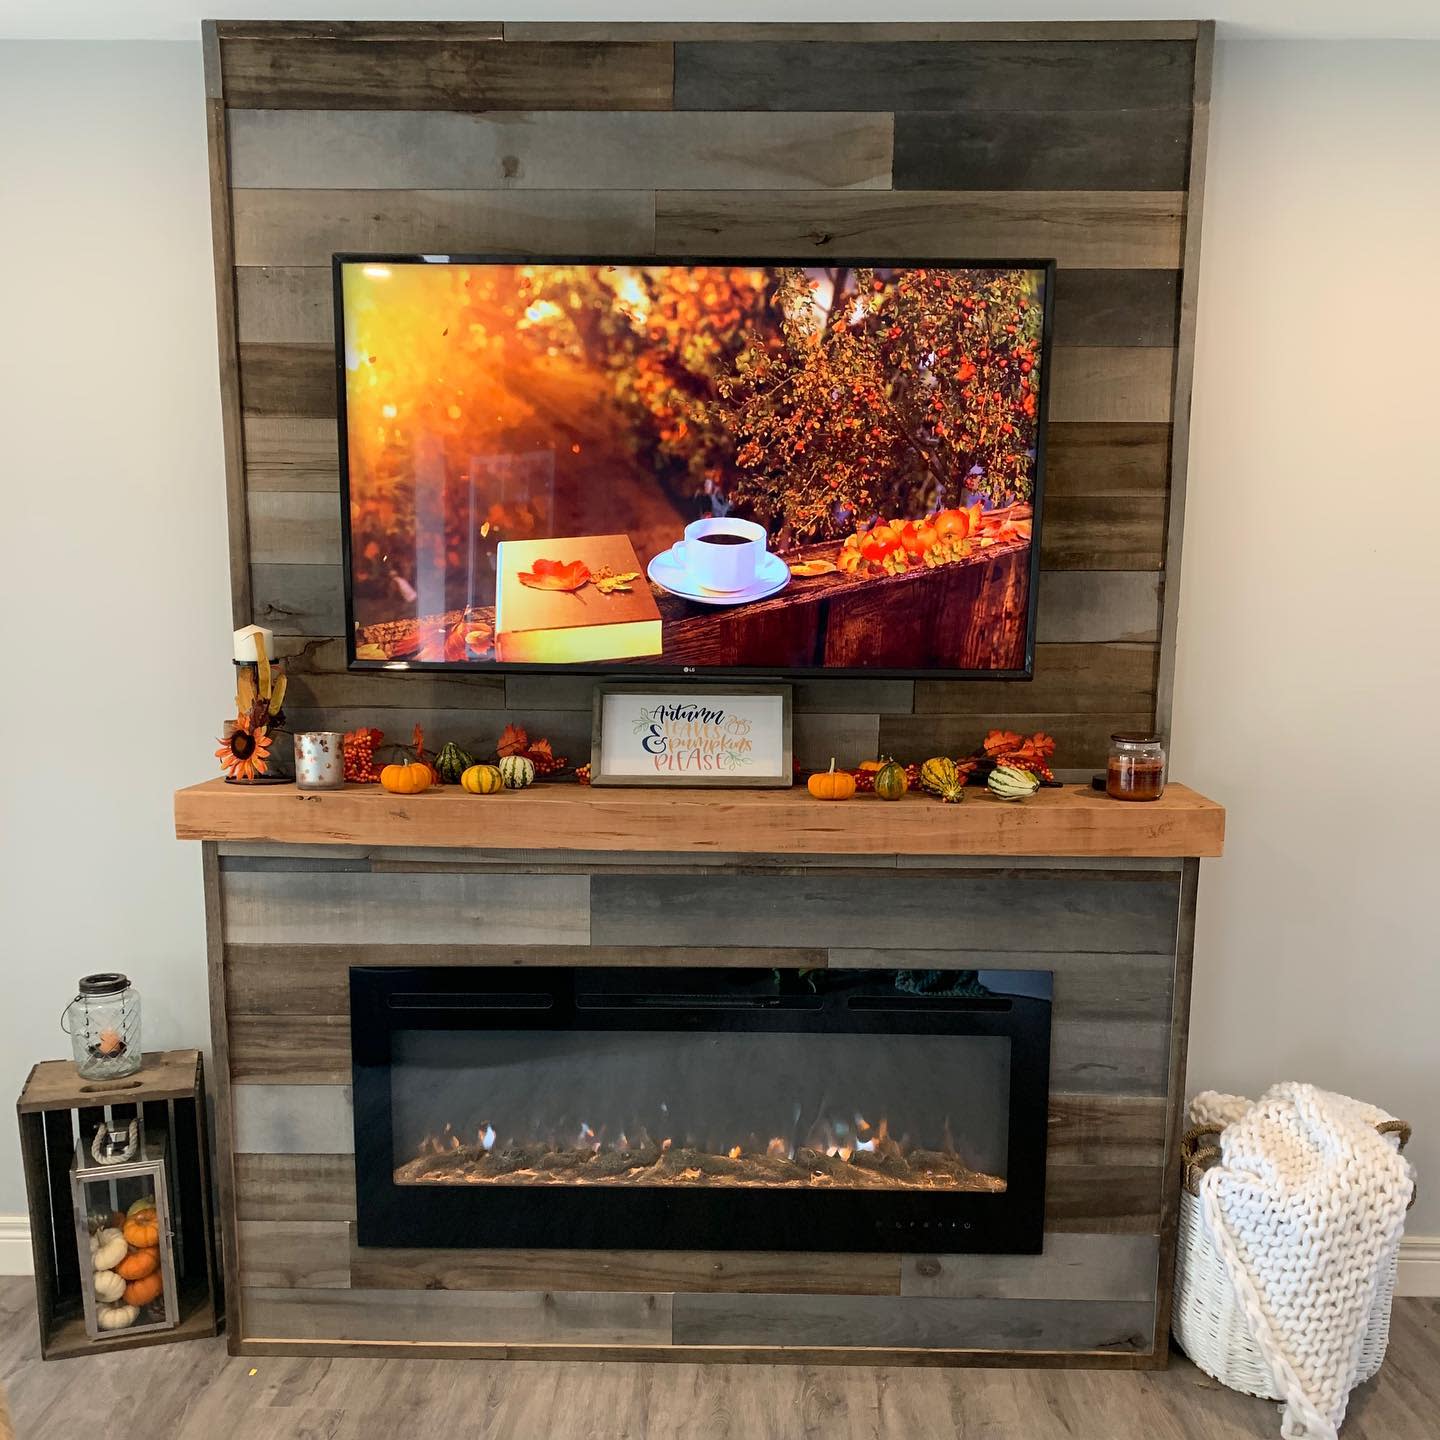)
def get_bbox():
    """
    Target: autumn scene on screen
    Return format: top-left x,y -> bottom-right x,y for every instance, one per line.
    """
342,261 -> 1046,672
